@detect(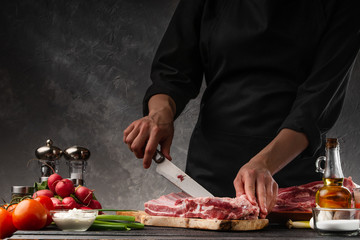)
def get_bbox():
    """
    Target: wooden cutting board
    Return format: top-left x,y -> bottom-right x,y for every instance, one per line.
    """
117,211 -> 268,231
